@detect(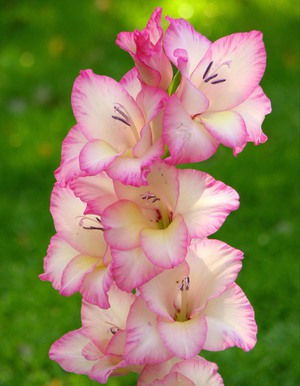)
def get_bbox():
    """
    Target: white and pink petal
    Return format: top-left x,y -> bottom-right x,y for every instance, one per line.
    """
140,214 -> 189,268
79,139 -> 122,176
201,110 -> 247,154
187,238 -> 243,313
89,355 -> 127,384
146,161 -> 180,210
72,70 -> 144,145
106,150 -> 159,187
163,94 -> 218,164
177,77 -> 209,116
49,328 -> 94,374
164,17 -> 211,77
60,254 -> 99,297
233,85 -> 271,145
176,169 -> 239,238
80,263 -> 113,308
152,371 -> 194,386
50,184 -> 106,257
157,315 -> 207,359
40,235 -> 78,290
111,247 -> 163,292
136,85 -> 168,124
125,297 -> 173,364
120,67 -> 142,100
81,284 -> 135,347
102,200 -> 155,250
193,31 -> 266,110
171,356 -> 224,386
69,172 -> 117,216
54,125 -> 88,187
138,358 -> 182,386
140,261 -> 190,320
204,283 -> 257,352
